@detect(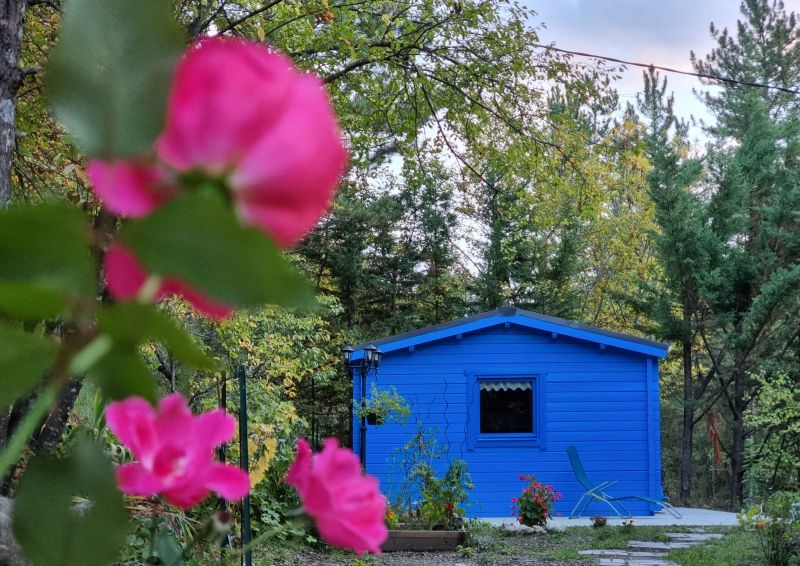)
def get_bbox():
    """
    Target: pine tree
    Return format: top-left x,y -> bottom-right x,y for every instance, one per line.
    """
402,155 -> 466,324
475,170 -> 512,310
693,0 -> 800,506
636,69 -> 711,505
